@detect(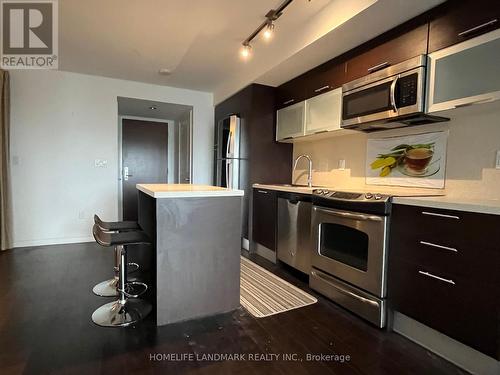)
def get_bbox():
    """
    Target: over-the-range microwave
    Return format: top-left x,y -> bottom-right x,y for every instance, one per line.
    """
341,55 -> 448,132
